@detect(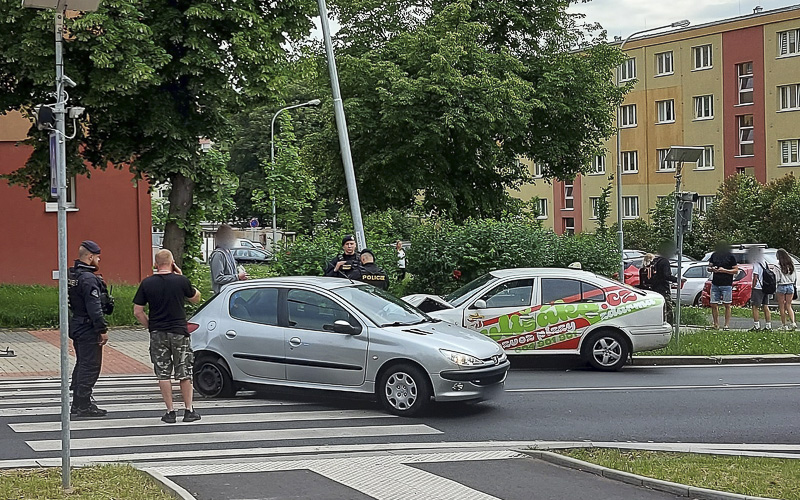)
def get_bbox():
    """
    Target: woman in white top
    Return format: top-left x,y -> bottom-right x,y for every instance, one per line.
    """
775,248 -> 796,330
396,241 -> 407,281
